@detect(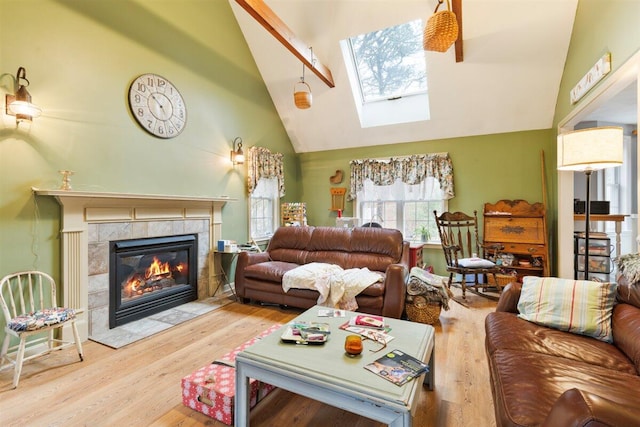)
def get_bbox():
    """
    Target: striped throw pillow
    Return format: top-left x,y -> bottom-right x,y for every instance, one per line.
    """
517,276 -> 617,343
